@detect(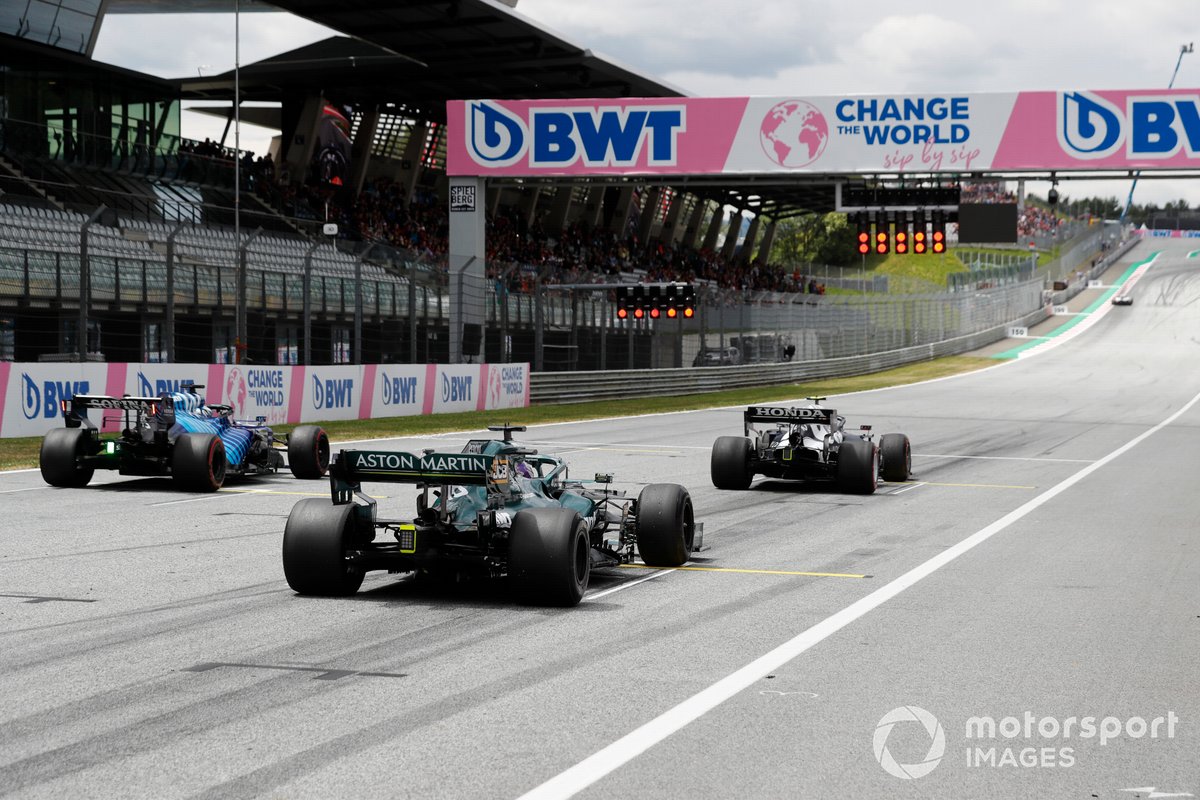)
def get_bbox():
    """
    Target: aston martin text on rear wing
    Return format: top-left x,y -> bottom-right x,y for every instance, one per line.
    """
332,449 -> 494,493
743,406 -> 835,426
